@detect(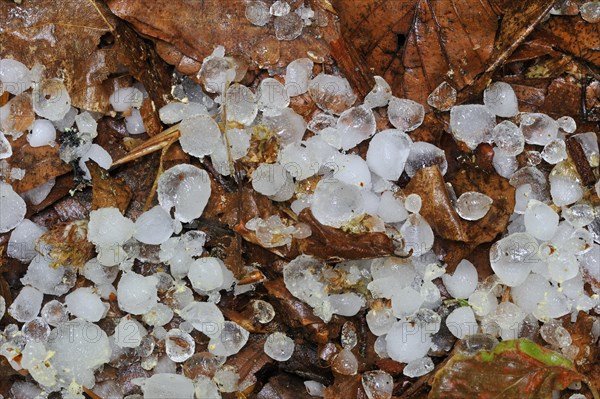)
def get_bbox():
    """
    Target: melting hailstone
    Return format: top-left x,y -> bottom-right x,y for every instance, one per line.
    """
386,318 -> 432,363
117,272 -> 158,315
308,73 -> 357,115
180,301 -> 225,337
366,129 -> 412,181
362,370 -> 393,399
387,97 -> 425,132
257,78 -> 290,110
87,207 -> 135,248
427,81 -> 457,112
520,113 -> 558,145
524,199 -> 559,241
208,321 -> 250,356
166,329 -> 196,362
0,59 -> 31,95
264,332 -> 295,361
493,120 -> 524,156
65,287 -> 107,322
456,191 -> 493,221
142,374 -> 195,399
400,214 -> 434,257
310,179 -> 365,228
0,181 -> 26,233
109,87 -> 143,112
285,58 -> 313,96
225,83 -> 258,125
245,1 -> 271,26
9,286 -> 43,322
403,357 -> 435,378
158,164 -> 211,223
450,105 -> 496,149
364,76 -> 392,109
446,306 -> 478,339
442,259 -> 478,299
490,232 -> 538,287
483,82 -> 518,117
32,78 -> 71,121
27,119 -> 56,147
404,141 -> 448,177
8,219 -> 46,262
336,106 -> 377,150
188,257 -> 225,292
